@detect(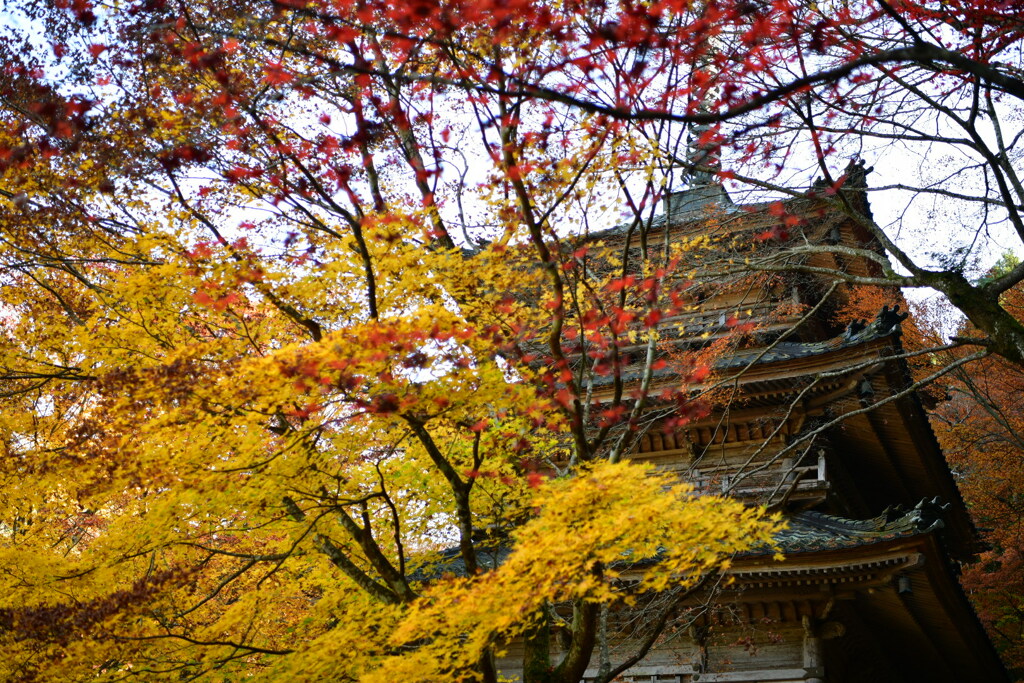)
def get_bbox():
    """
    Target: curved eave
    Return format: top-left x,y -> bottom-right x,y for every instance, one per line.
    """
590,318 -> 901,403
729,531 -> 1008,682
